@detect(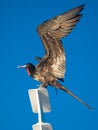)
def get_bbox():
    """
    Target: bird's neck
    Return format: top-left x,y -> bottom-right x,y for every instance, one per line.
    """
26,66 -> 35,77
30,70 -> 35,77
